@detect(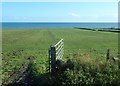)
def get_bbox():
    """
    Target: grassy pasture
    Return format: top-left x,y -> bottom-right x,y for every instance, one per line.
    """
2,28 -> 118,55
2,28 -> 119,84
